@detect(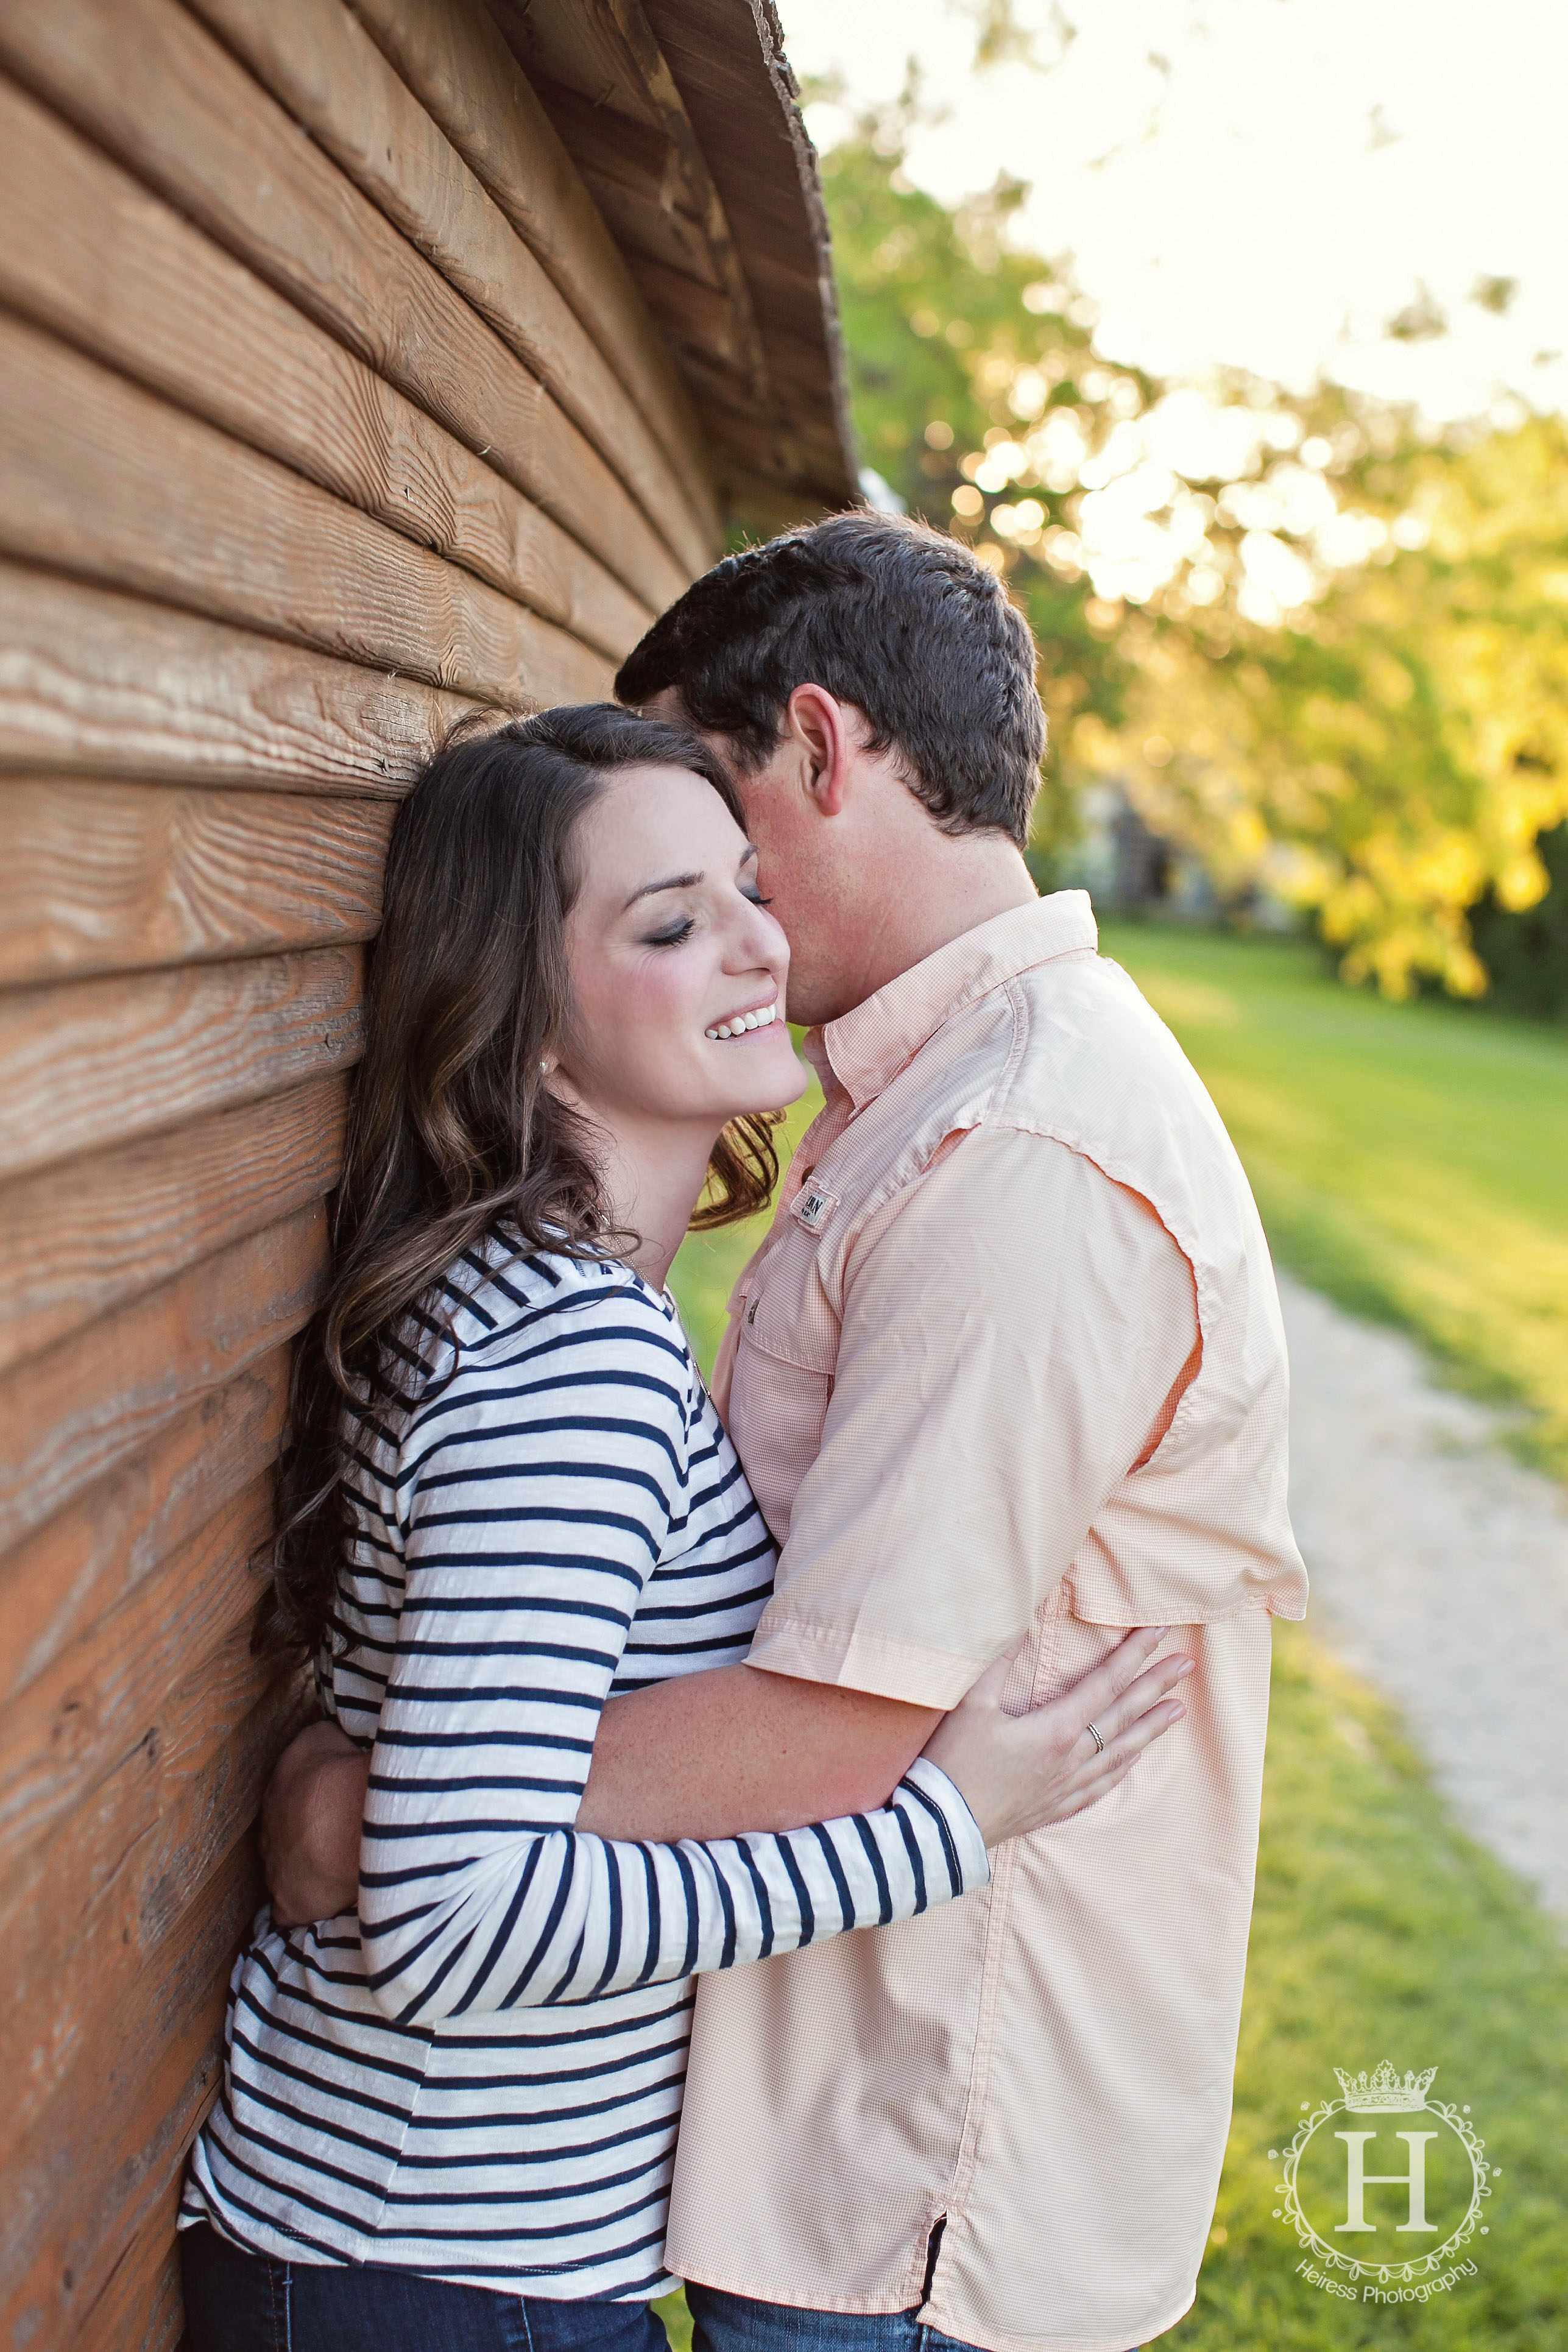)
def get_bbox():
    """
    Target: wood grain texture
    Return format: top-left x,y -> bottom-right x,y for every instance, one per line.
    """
68,2181 -> 186,2352
596,0 -> 770,390
575,152 -> 726,296
640,0 -> 856,509
0,1199 -> 327,1552
0,1348 -> 288,1706
0,945 -> 362,1185
0,313 -> 612,710
495,0 -> 789,475
0,1072 -> 347,1379
0,779 -> 390,986
0,1846 -> 255,2346
0,72 -> 652,663
0,565 -> 471,794
0,0 -> 691,611
0,1475 -> 270,1898
487,0 -> 666,133
349,0 -> 716,534
1,1650 -> 306,2153
182,0 -> 717,577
